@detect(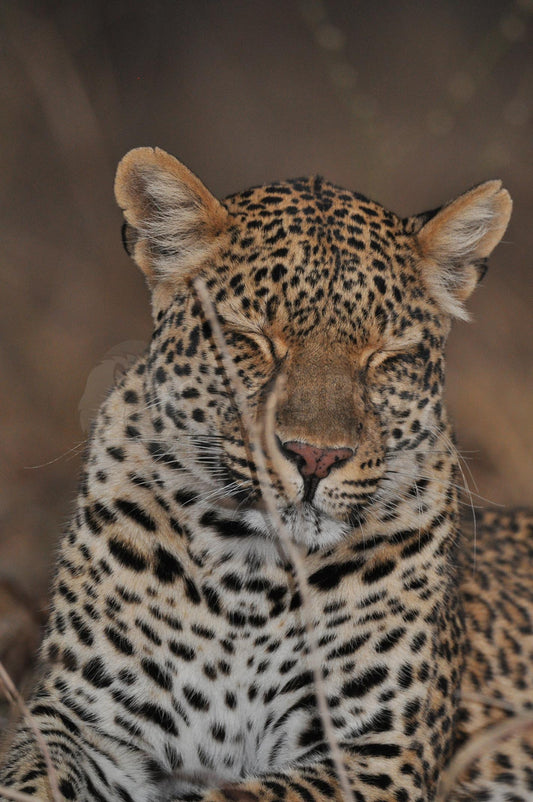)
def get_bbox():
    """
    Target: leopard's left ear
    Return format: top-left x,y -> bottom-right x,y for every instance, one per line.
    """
411,181 -> 512,321
114,147 -> 229,291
